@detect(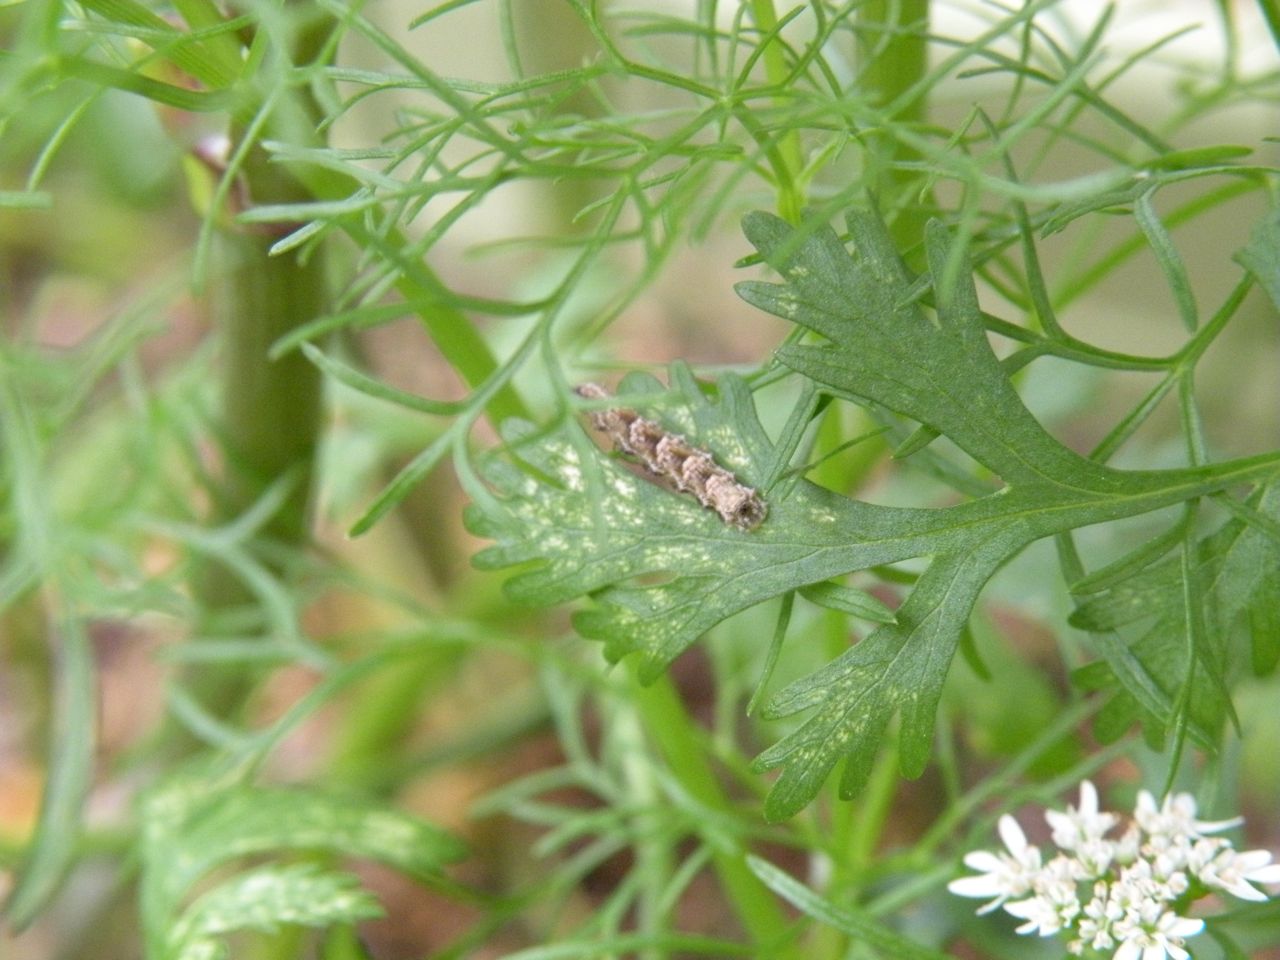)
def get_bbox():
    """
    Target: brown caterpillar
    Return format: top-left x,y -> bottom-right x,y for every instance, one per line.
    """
575,383 -> 767,531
